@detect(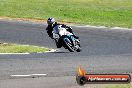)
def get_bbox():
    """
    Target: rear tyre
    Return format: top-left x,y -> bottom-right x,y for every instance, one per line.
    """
55,39 -> 62,48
